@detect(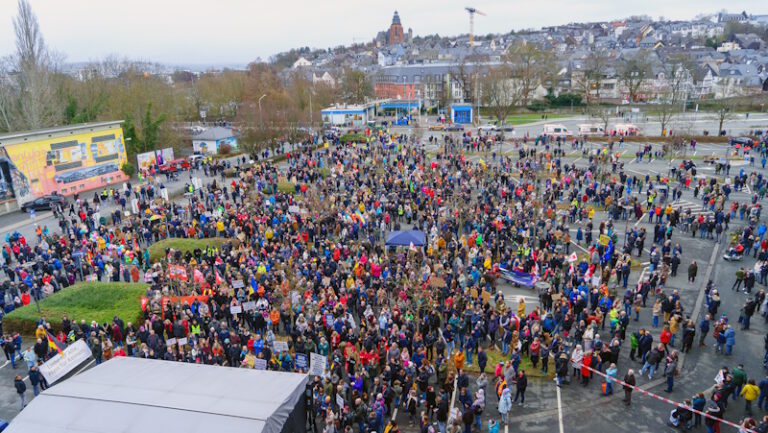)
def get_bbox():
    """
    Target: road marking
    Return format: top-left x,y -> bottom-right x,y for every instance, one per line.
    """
568,240 -> 589,253
638,267 -> 648,282
0,360 -> 9,369
555,379 -> 565,433
634,214 -> 644,226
